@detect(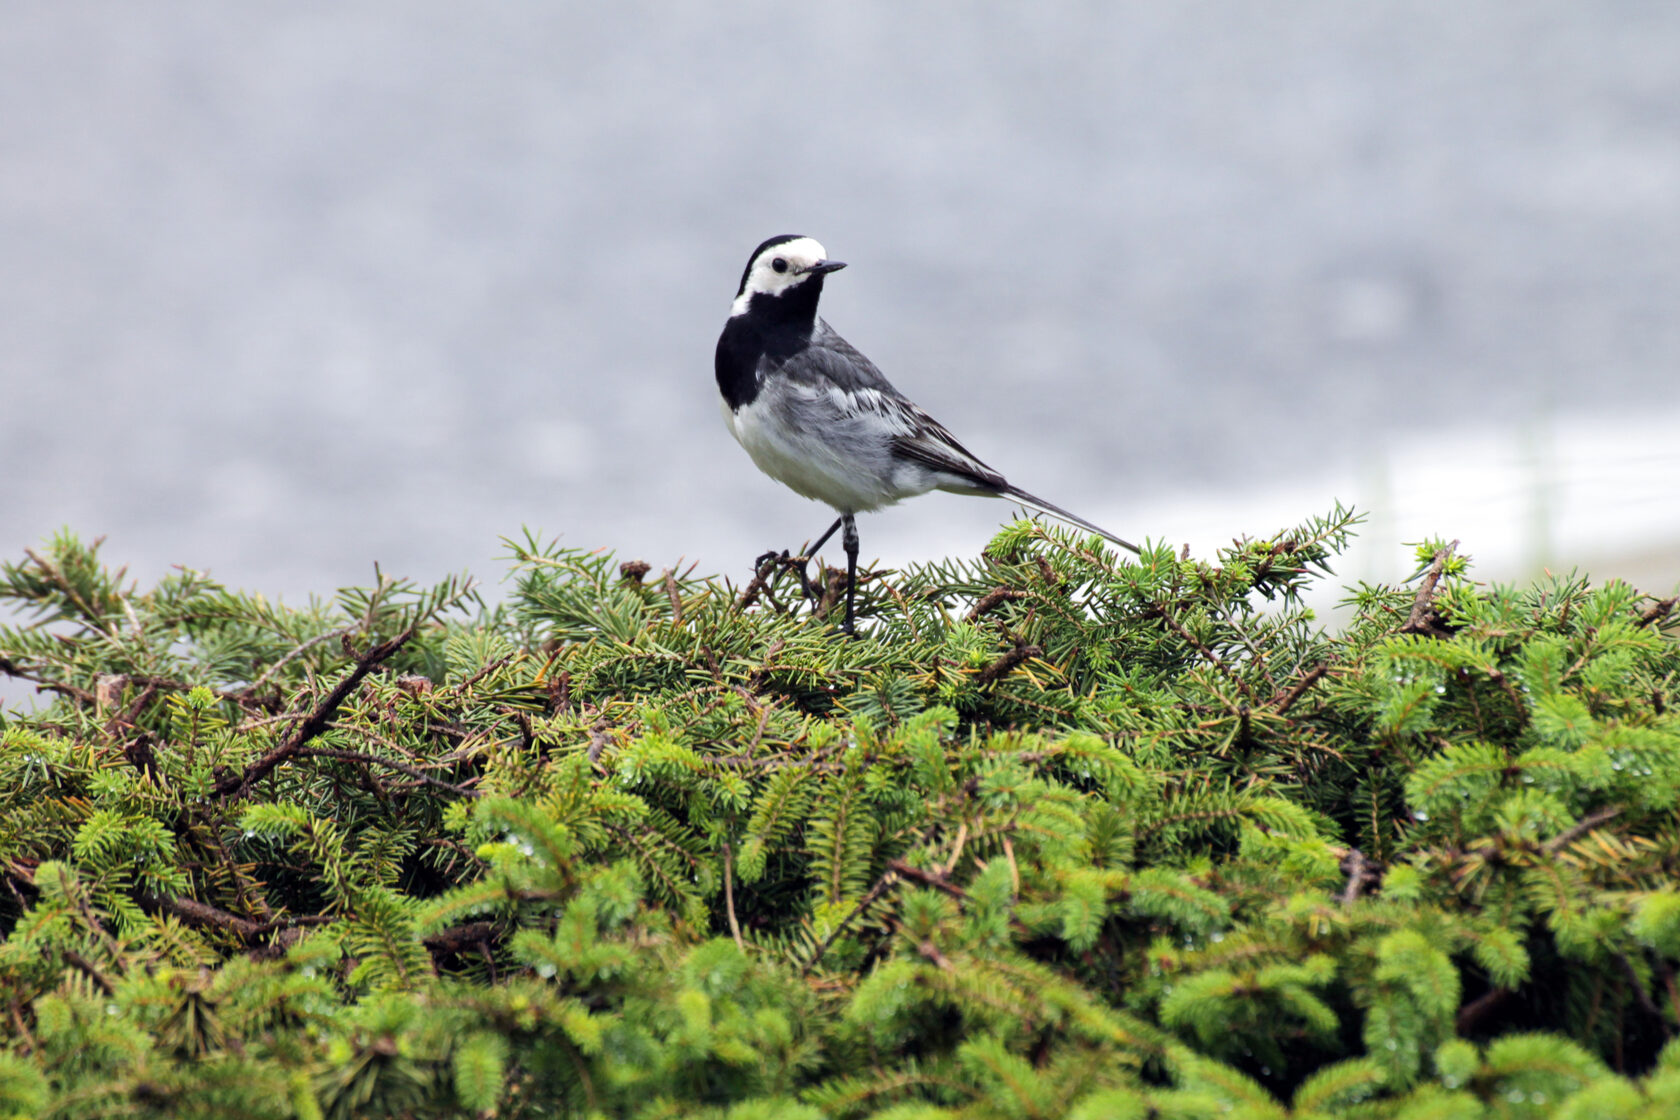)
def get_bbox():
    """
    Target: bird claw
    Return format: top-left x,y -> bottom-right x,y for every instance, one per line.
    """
792,555 -> 820,601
